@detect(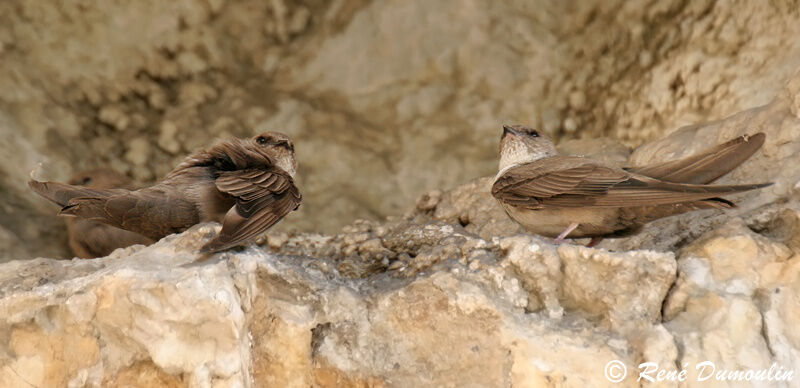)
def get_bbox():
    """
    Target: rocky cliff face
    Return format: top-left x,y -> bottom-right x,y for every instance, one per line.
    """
0,80 -> 799,385
2,0 -> 800,259
1,1 -> 800,386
